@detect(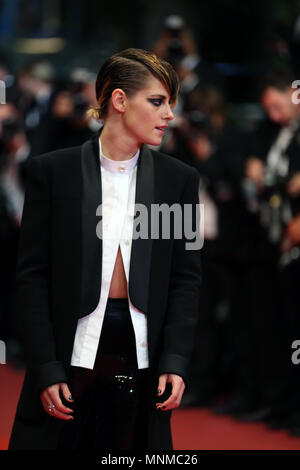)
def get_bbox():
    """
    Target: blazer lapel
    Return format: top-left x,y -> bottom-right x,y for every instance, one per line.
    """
79,134 -> 102,318
79,133 -> 155,317
129,144 -> 154,313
